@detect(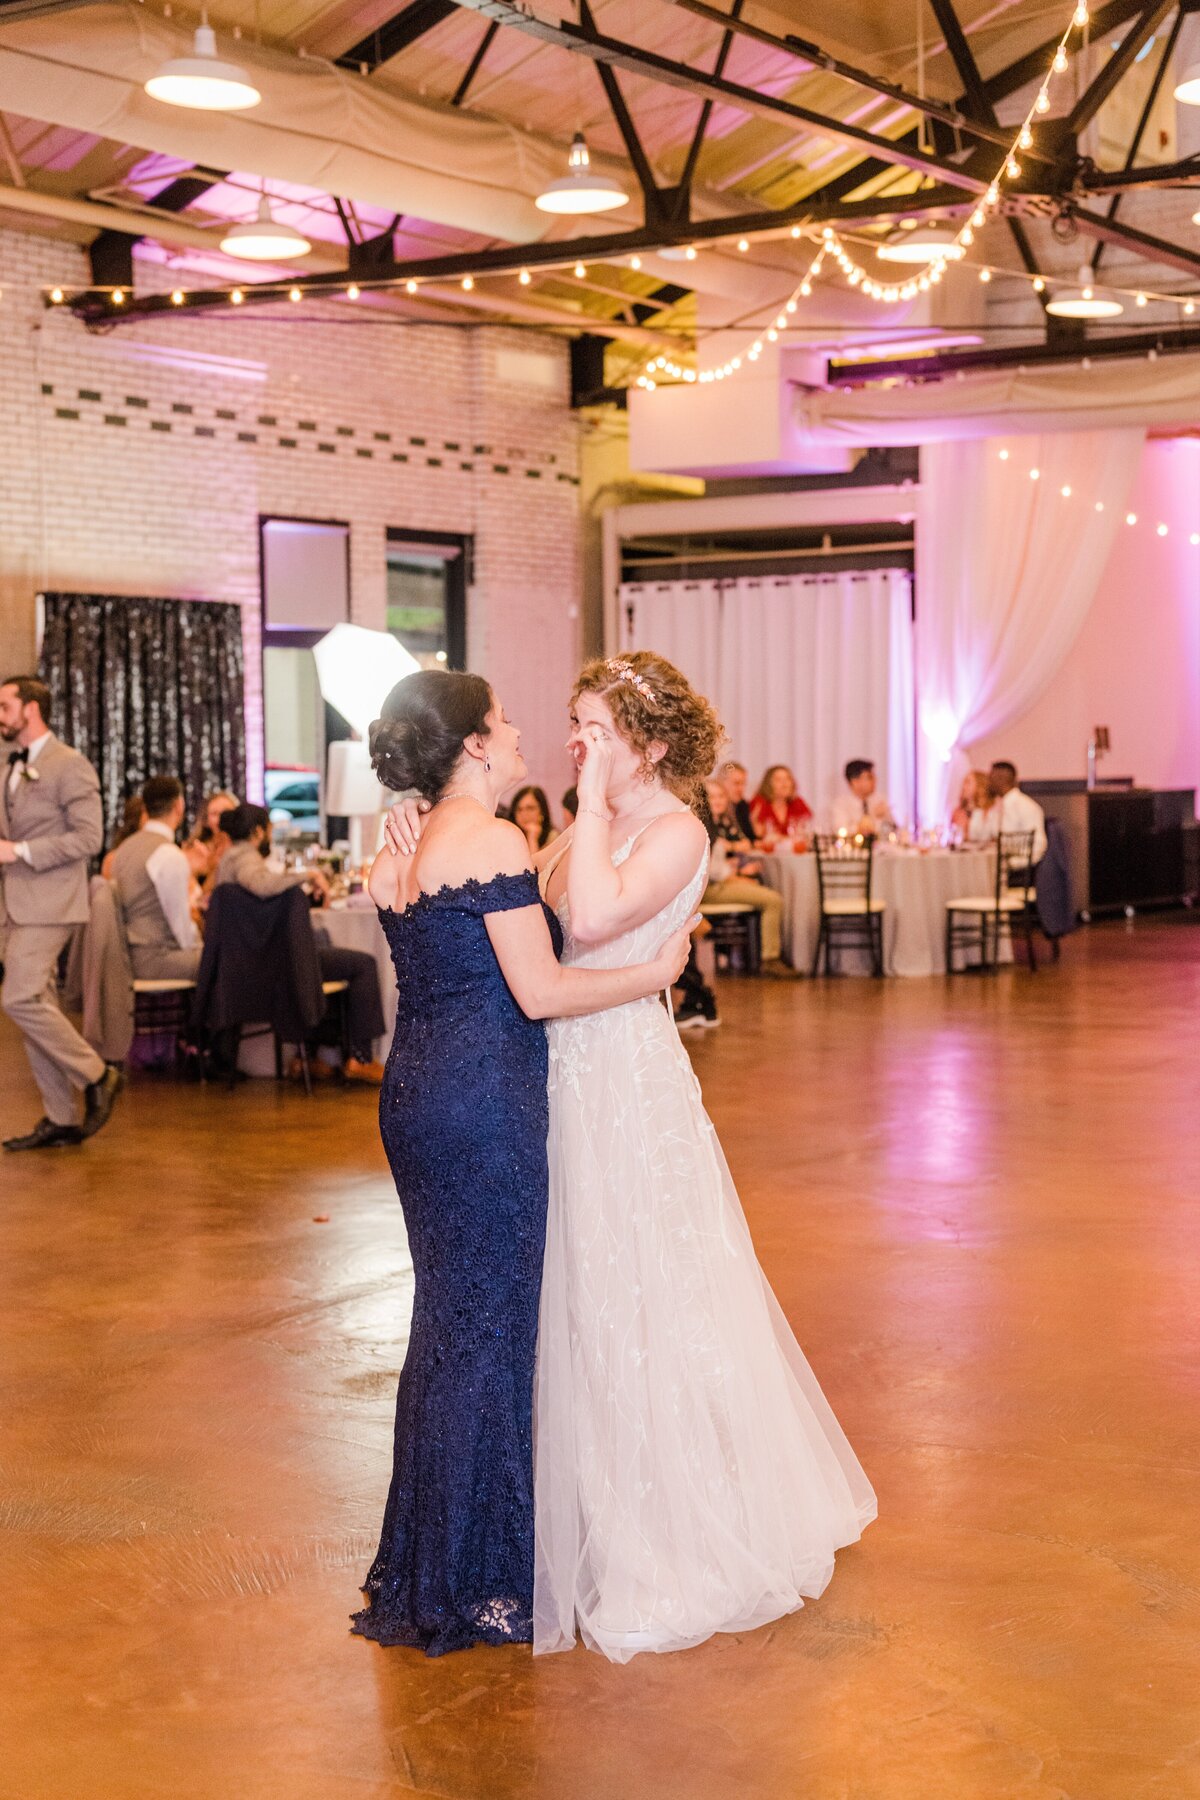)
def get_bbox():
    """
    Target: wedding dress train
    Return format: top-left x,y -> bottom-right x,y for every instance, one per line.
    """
533,829 -> 877,1662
